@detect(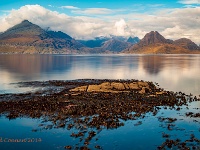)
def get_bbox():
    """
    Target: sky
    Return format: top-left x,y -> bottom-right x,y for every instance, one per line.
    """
0,0 -> 200,44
